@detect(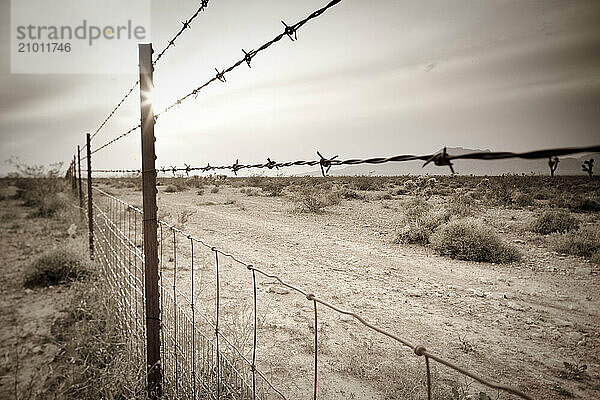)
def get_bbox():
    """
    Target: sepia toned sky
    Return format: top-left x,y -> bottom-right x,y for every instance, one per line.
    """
1,0 -> 599,175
